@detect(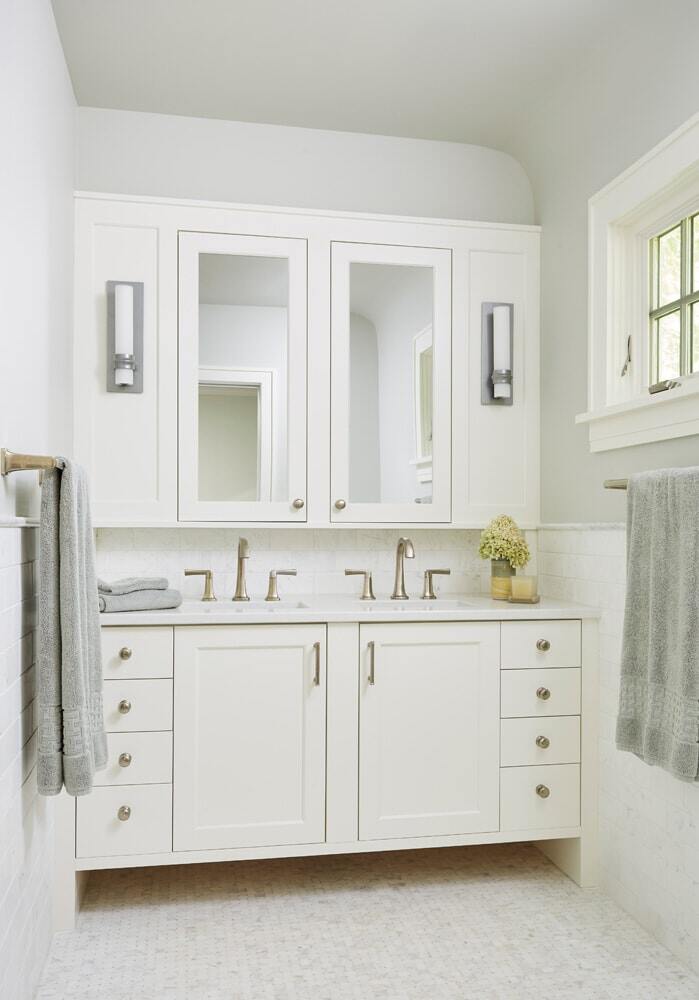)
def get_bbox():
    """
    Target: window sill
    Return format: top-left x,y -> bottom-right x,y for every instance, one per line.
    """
576,377 -> 699,452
